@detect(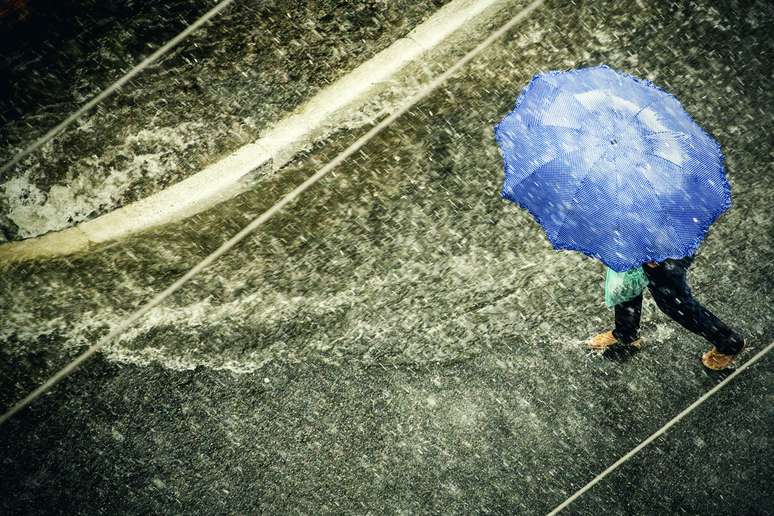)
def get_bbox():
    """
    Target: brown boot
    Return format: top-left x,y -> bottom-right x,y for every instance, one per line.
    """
701,345 -> 742,370
587,330 -> 642,350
